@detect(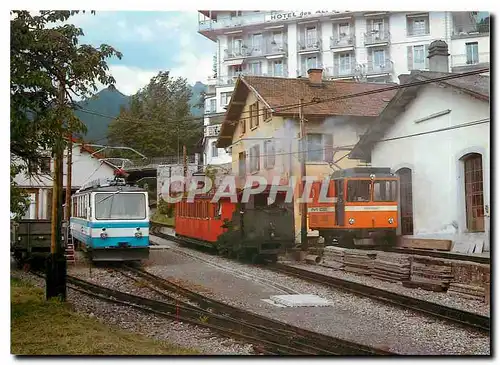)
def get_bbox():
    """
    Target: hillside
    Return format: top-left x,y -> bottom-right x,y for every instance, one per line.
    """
75,82 -> 207,143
